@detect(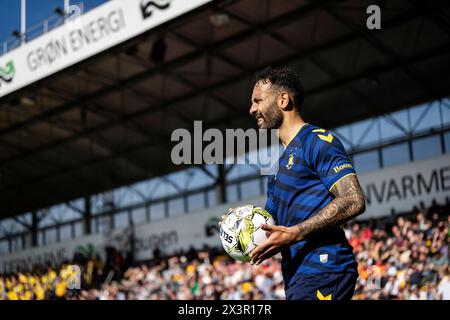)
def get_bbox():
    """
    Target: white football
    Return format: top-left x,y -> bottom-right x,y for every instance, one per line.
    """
219,205 -> 275,262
